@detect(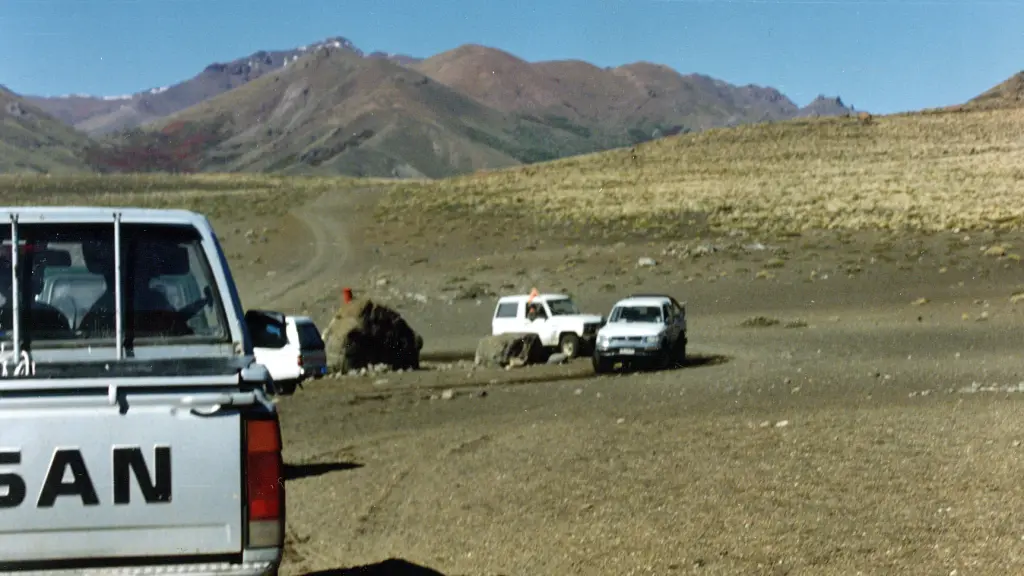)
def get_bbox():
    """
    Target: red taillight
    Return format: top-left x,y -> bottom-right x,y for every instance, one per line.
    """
245,418 -> 284,548
297,354 -> 303,367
